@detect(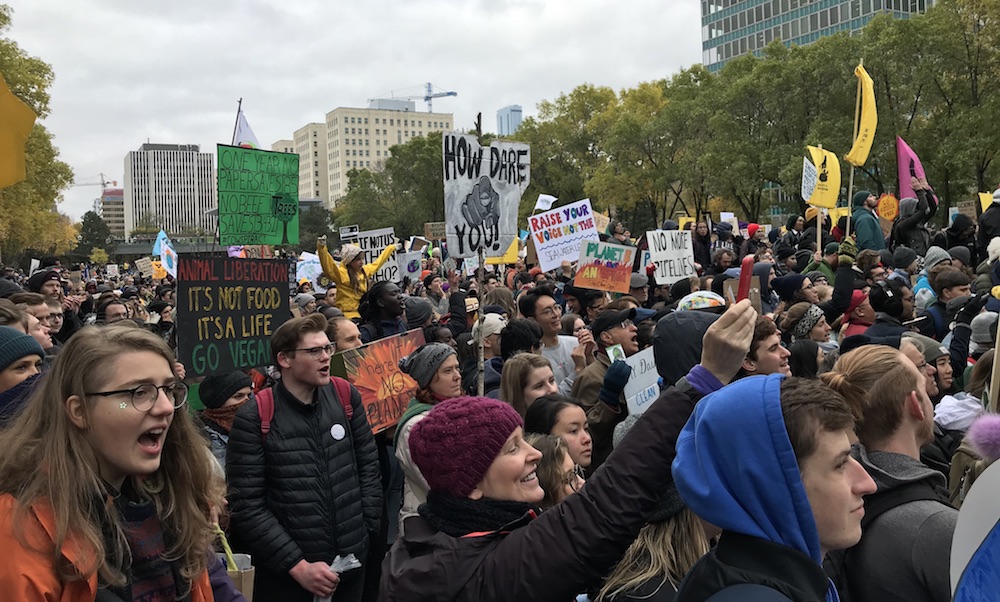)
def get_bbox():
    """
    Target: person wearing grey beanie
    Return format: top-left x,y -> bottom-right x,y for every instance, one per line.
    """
404,296 -> 434,330
0,325 -> 45,395
294,293 -> 317,315
395,341 -> 463,532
